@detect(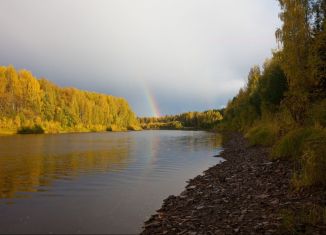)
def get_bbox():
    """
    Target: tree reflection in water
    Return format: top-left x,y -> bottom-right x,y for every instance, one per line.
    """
0,133 -> 133,201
